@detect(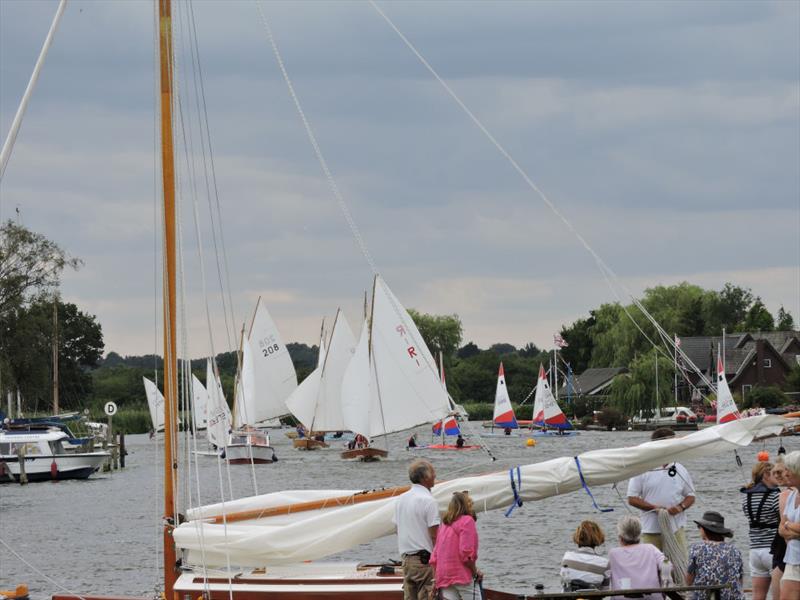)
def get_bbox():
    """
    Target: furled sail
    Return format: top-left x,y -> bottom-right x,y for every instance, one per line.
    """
174,415 -> 790,567
142,376 -> 165,432
191,374 -> 208,431
493,362 -> 518,428
341,277 -> 450,439
235,297 -> 298,427
285,309 -> 356,432
206,358 -> 232,448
